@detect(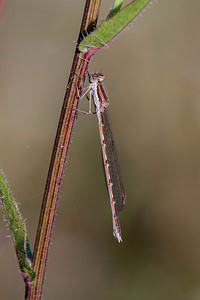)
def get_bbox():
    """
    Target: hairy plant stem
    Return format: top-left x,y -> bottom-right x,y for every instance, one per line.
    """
26,1 -> 101,299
